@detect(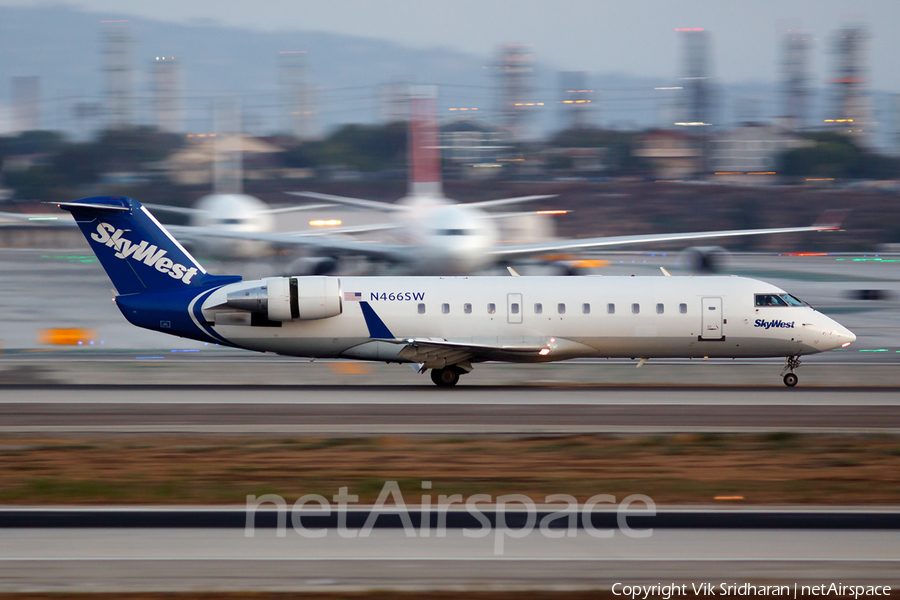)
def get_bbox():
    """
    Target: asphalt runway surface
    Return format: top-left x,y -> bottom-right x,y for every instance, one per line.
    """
2,528 -> 899,590
2,386 -> 900,433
